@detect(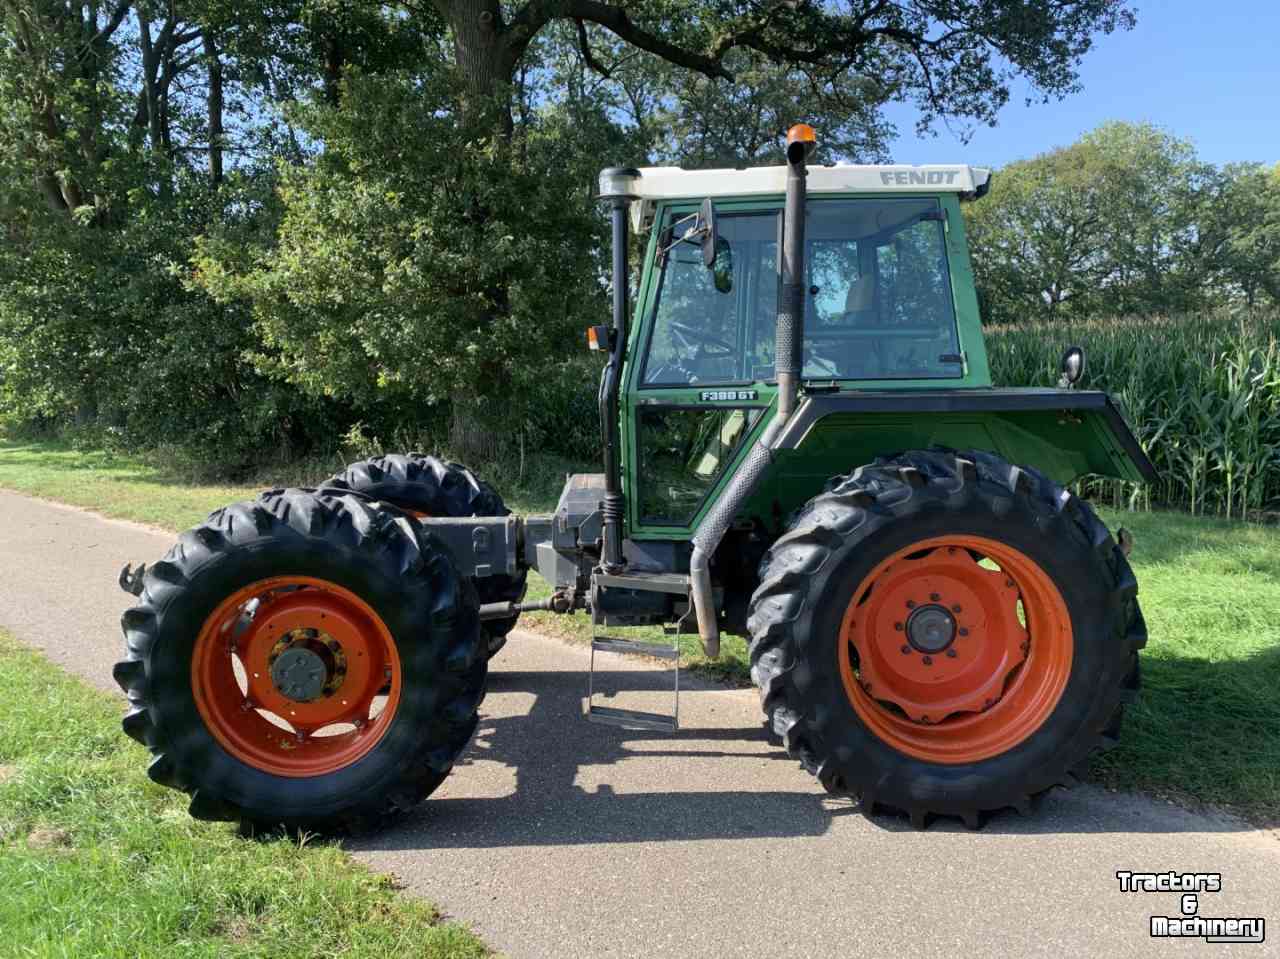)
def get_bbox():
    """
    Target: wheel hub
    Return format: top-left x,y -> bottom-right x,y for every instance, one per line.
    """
838,535 -> 1074,764
843,544 -> 1030,724
271,646 -> 328,702
906,604 -> 957,654
191,577 -> 400,778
